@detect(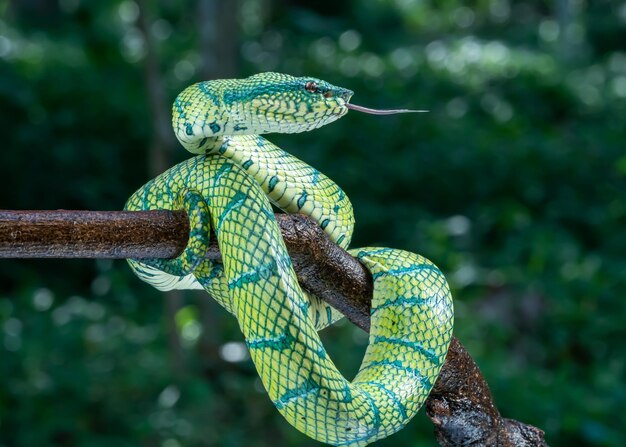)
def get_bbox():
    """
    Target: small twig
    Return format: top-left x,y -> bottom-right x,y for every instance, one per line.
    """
0,209 -> 547,446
